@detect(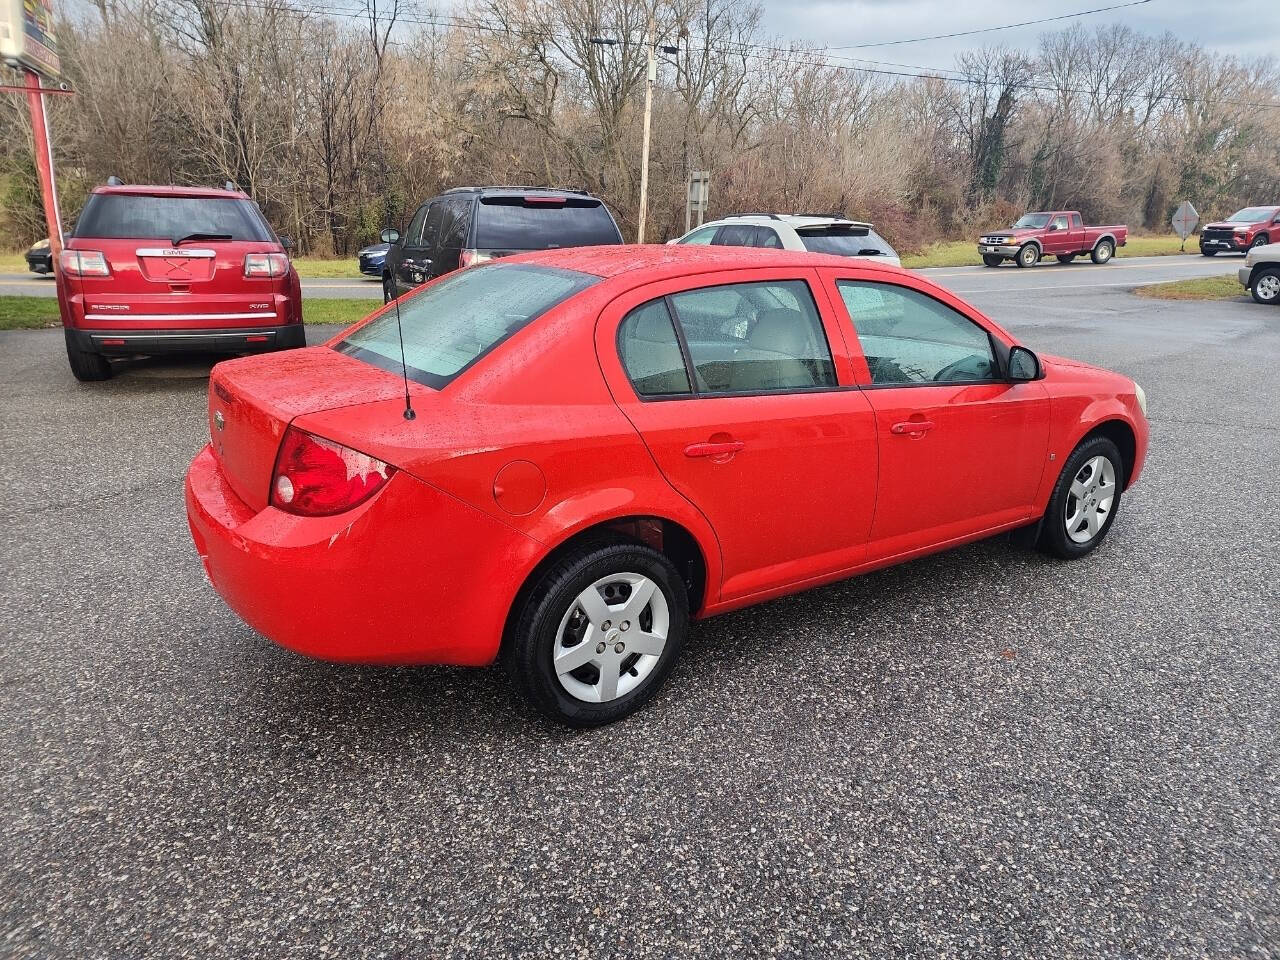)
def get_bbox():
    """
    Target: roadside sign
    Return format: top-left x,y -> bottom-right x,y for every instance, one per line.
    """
686,170 -> 710,231
0,0 -> 60,79
1172,200 -> 1198,243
